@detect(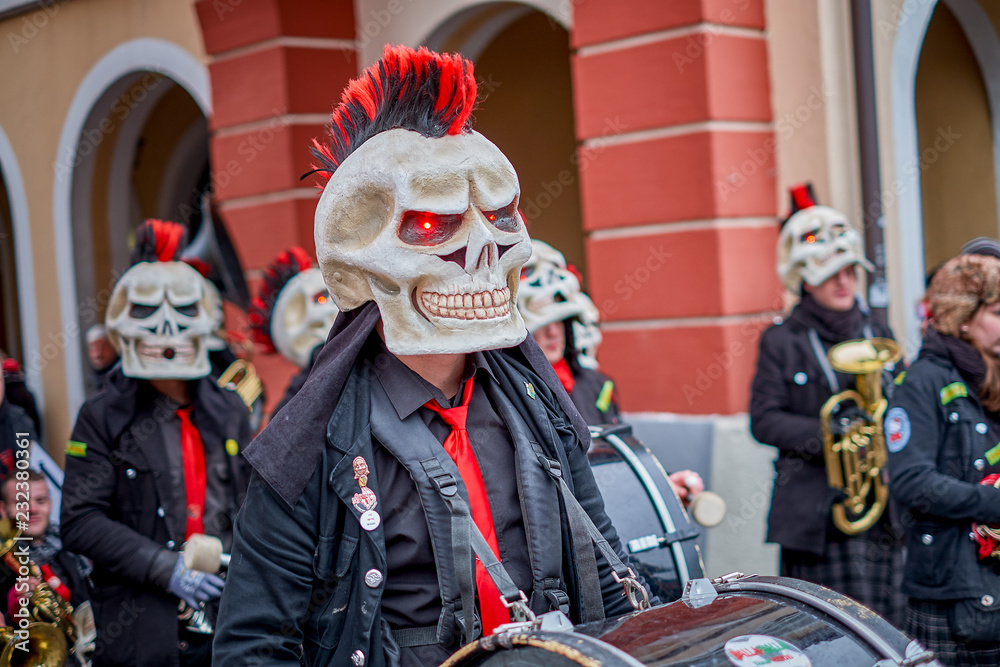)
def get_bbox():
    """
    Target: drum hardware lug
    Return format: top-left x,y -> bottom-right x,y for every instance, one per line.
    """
486,610 -> 574,649
680,578 -> 718,608
612,567 -> 651,611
